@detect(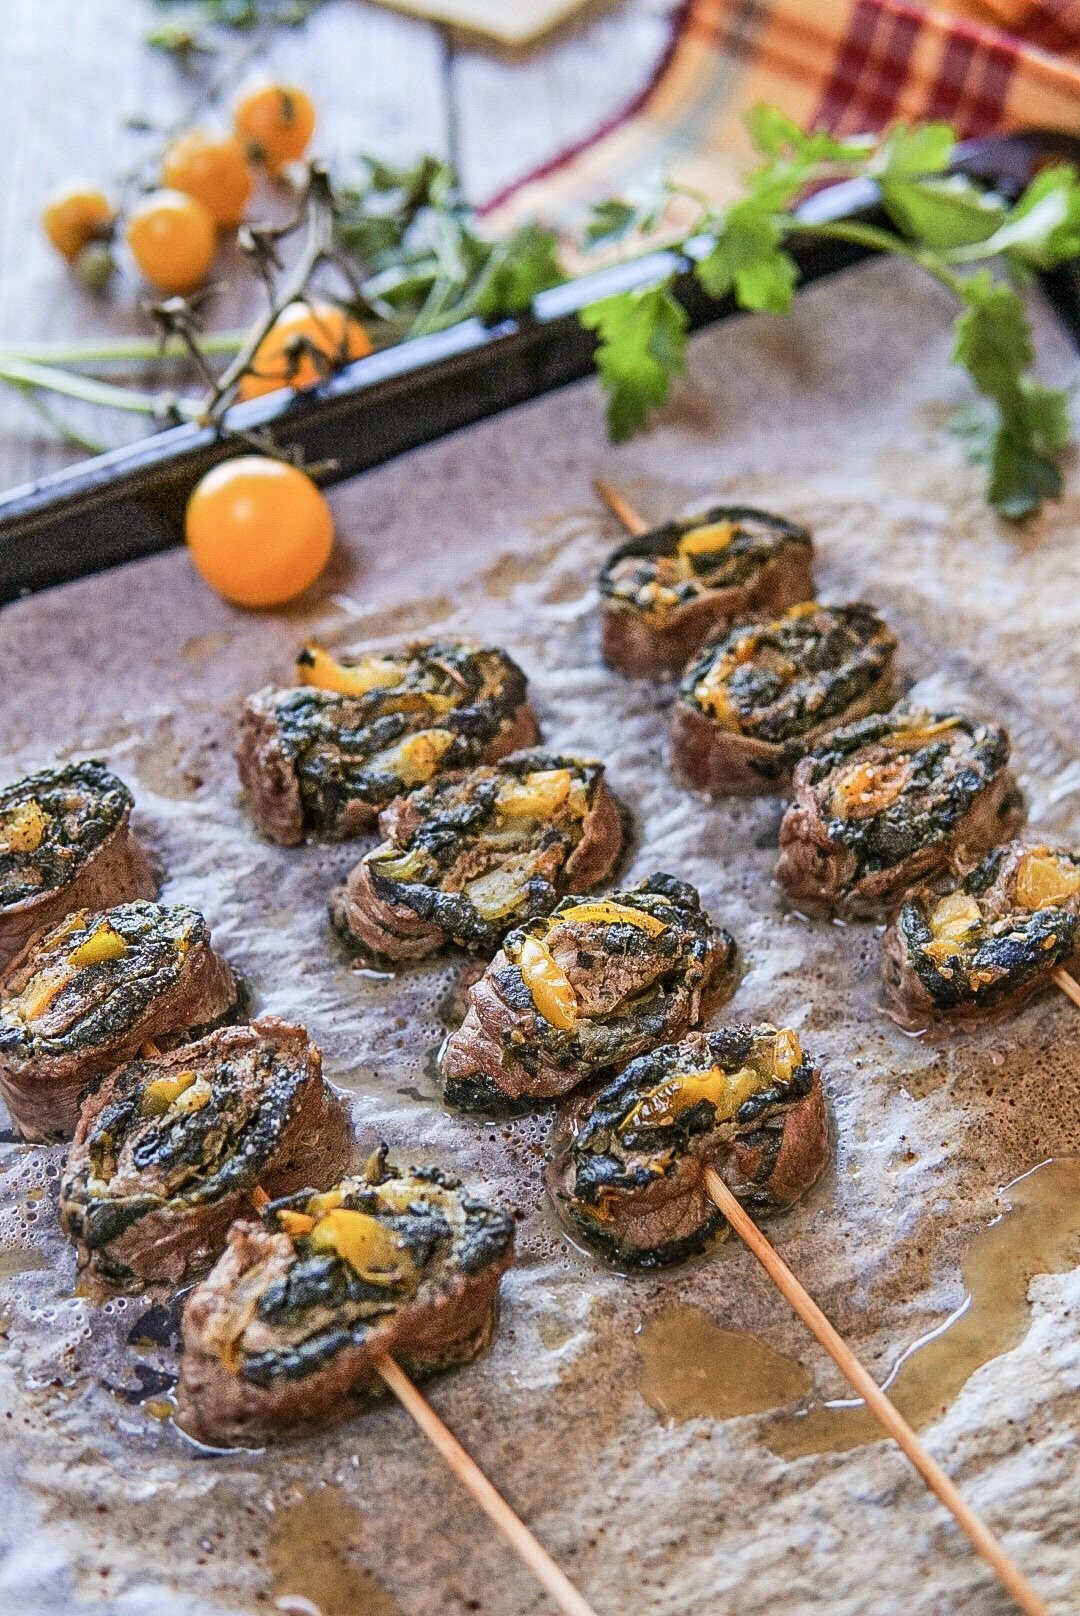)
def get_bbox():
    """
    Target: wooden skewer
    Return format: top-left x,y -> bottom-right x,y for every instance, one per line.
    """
375,1355 -> 600,1616
599,472 -> 1061,1610
595,477 -> 1080,1024
594,478 -> 649,536
1051,966 -> 1080,1009
703,1169 -> 1050,1616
